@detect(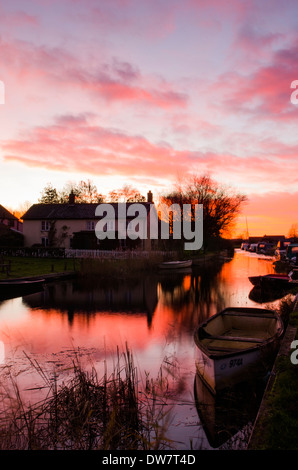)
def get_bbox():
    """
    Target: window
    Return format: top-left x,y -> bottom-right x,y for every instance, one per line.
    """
107,220 -> 115,231
41,220 -> 50,231
86,221 -> 95,231
102,220 -> 115,232
41,237 -> 49,247
127,221 -> 140,232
